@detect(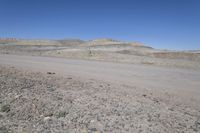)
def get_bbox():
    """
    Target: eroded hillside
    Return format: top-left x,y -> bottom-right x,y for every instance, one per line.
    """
0,38 -> 200,69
